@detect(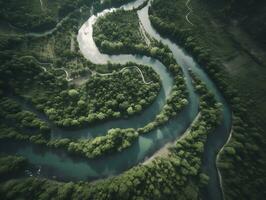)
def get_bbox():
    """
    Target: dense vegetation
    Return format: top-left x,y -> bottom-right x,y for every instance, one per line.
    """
0,71 -> 222,200
94,10 -> 145,53
0,155 -> 27,180
68,128 -> 138,158
0,0 -> 135,32
0,52 -> 160,129
0,97 -> 50,142
42,7 -> 191,159
0,0 -> 164,160
0,56 -> 163,159
89,8 -> 191,157
27,63 -> 160,128
0,0 -> 90,32
0,0 -> 265,199
149,0 -> 266,199
0,0 -> 186,162
204,0 -> 266,50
